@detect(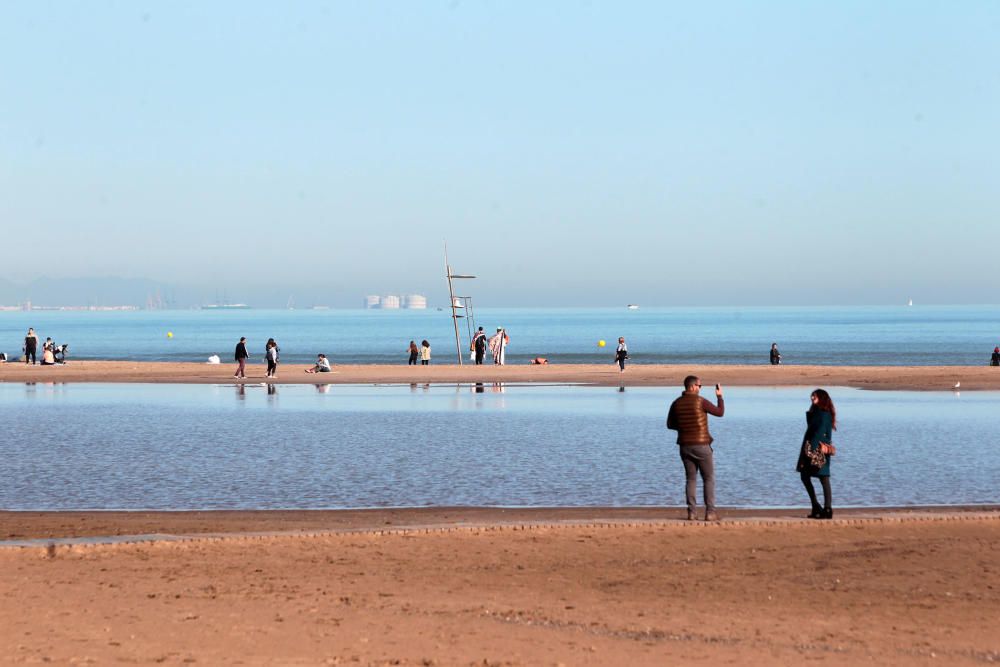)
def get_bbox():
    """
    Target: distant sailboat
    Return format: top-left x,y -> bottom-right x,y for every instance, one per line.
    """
907,298 -> 913,307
